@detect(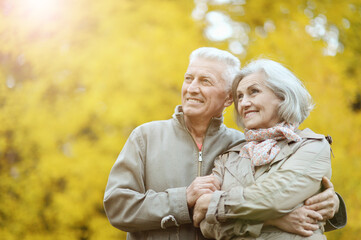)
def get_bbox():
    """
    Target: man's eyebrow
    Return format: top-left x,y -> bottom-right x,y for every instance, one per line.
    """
184,73 -> 213,78
200,74 -> 212,78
